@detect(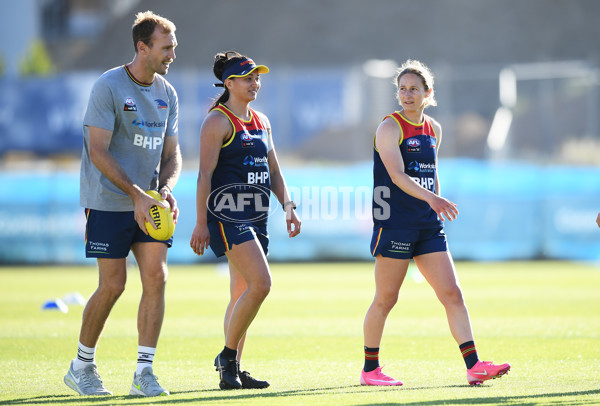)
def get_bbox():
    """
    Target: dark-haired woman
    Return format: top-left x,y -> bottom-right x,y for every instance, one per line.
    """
361,59 -> 510,386
190,51 -> 301,390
